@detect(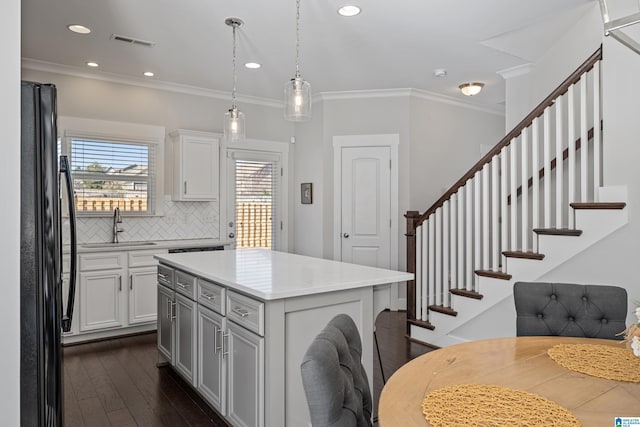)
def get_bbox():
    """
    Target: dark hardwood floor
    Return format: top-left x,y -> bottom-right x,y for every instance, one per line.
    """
63,310 -> 434,426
